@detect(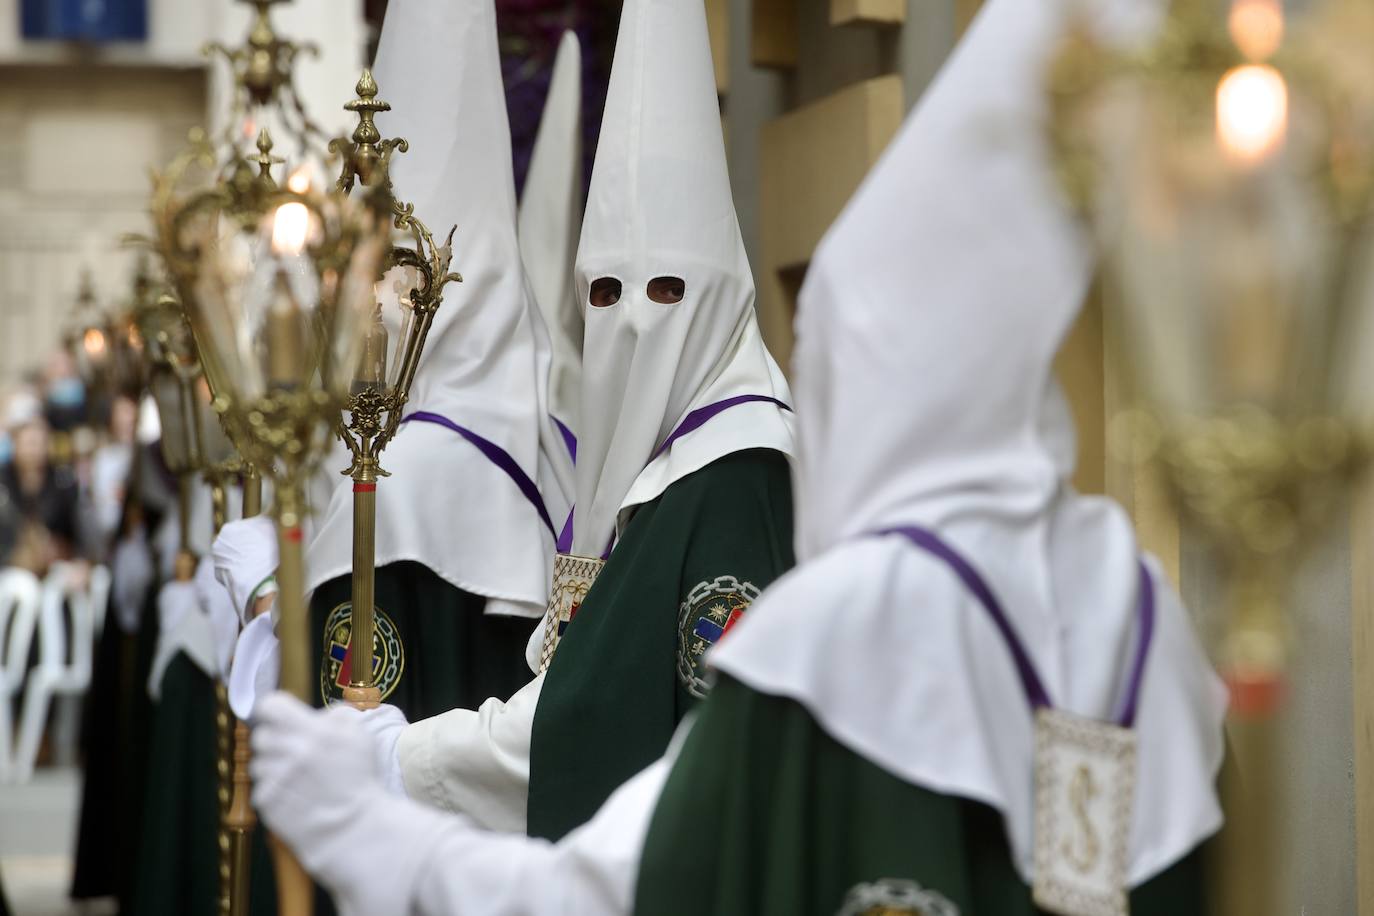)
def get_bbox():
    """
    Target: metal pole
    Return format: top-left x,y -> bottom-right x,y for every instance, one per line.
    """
343,458 -> 380,709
